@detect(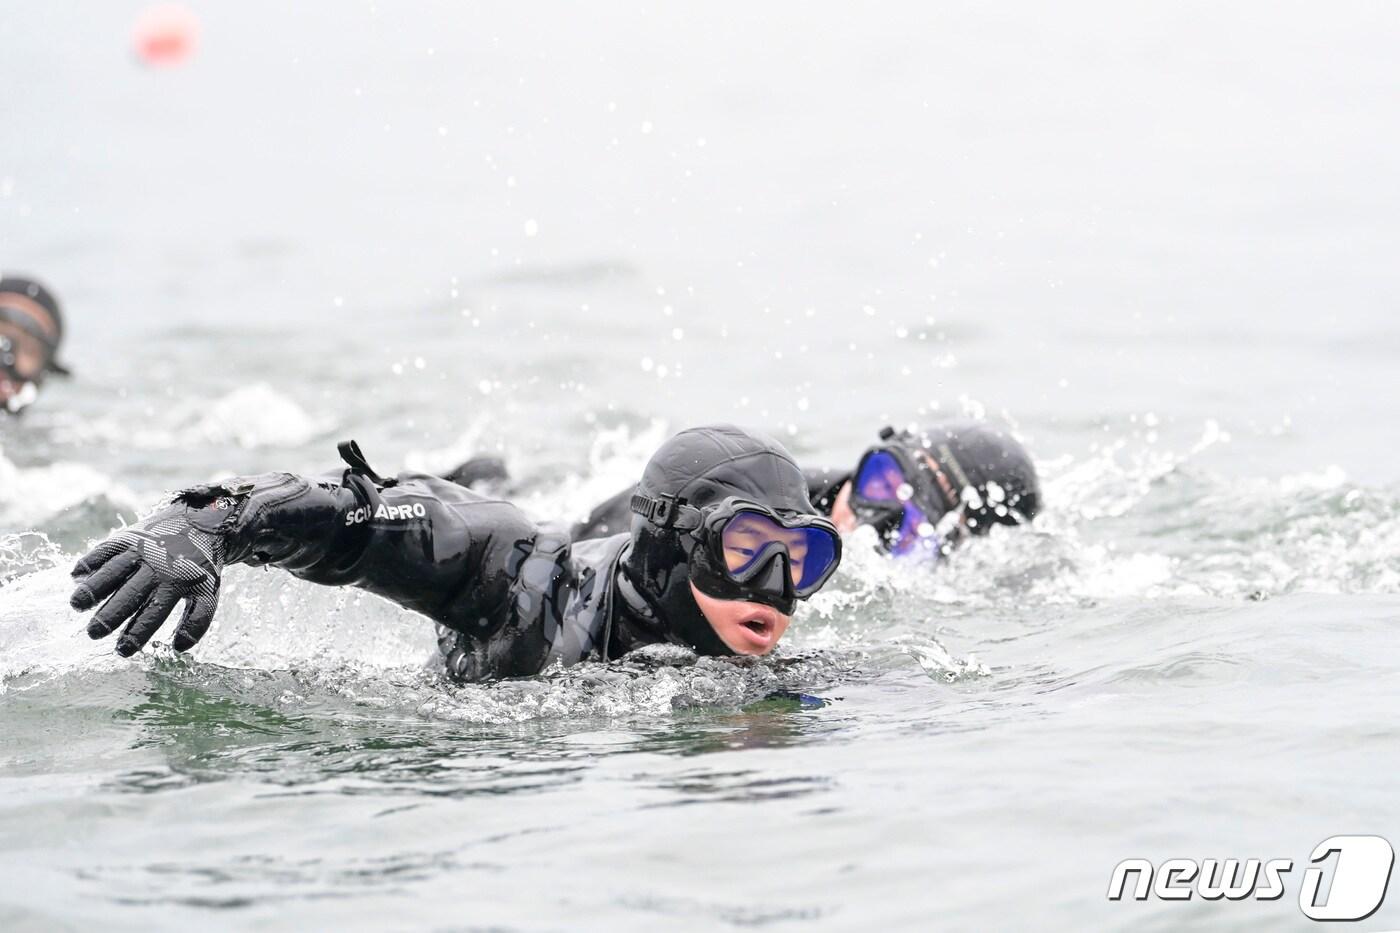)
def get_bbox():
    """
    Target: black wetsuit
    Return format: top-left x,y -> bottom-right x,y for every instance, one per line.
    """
70,426 -> 830,679
241,468 -> 702,681
66,466 -> 679,681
